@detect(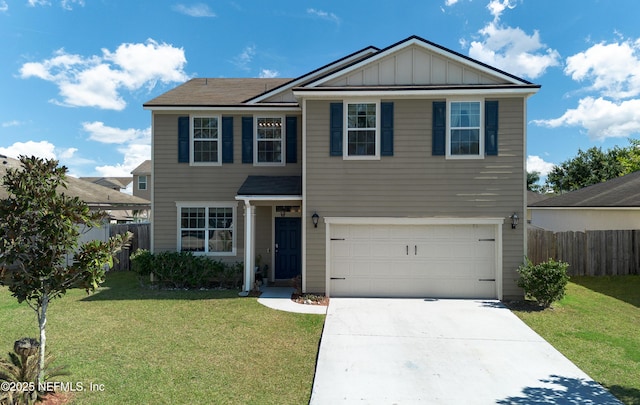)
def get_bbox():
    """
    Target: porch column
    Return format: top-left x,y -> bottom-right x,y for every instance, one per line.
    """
243,200 -> 256,292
